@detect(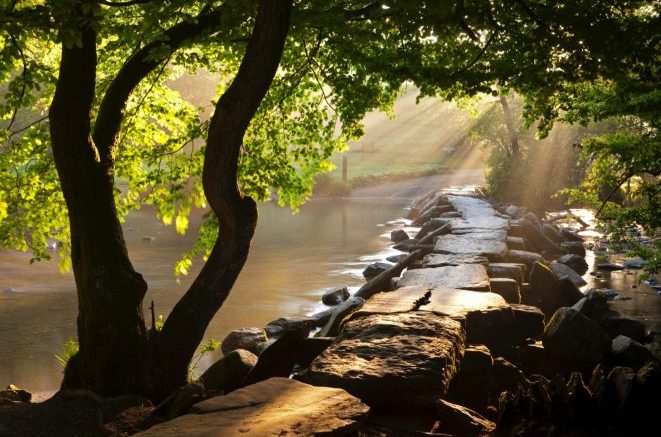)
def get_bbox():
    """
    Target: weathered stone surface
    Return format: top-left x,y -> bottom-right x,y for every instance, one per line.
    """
422,253 -> 489,267
0,385 -> 31,403
434,233 -> 507,261
557,276 -> 584,307
523,211 -> 542,228
611,335 -> 658,369
488,263 -> 525,283
520,218 -> 563,255
398,264 -> 491,291
263,316 -> 312,338
572,290 -> 609,323
301,312 -> 465,409
363,262 -> 393,279
414,218 -> 449,240
167,382 -> 205,418
446,345 -> 494,413
506,236 -> 526,250
543,223 -> 563,243
436,399 -> 496,437
558,253 -> 589,275
138,378 -> 369,437
561,241 -> 586,257
504,250 -> 543,277
492,357 -> 526,396
317,296 -> 365,337
510,304 -> 545,339
551,262 -> 587,287
295,337 -> 335,368
200,349 -> 257,393
243,326 -> 310,386
391,228 -> 410,243
489,278 -> 521,303
596,262 -> 624,271
543,307 -> 611,363
561,228 -> 584,241
322,286 -> 350,306
445,195 -> 509,233
518,342 -> 593,380
531,261 -> 579,312
221,327 -> 268,356
600,315 -> 648,342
